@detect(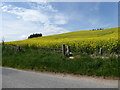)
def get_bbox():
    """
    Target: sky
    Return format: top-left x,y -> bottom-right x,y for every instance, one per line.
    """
1,2 -> 118,41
